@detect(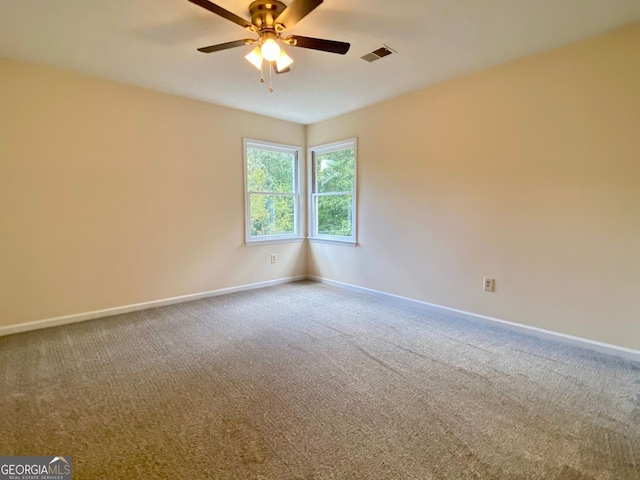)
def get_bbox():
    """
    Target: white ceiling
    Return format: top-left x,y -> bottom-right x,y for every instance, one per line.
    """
1,1 -> 639,124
